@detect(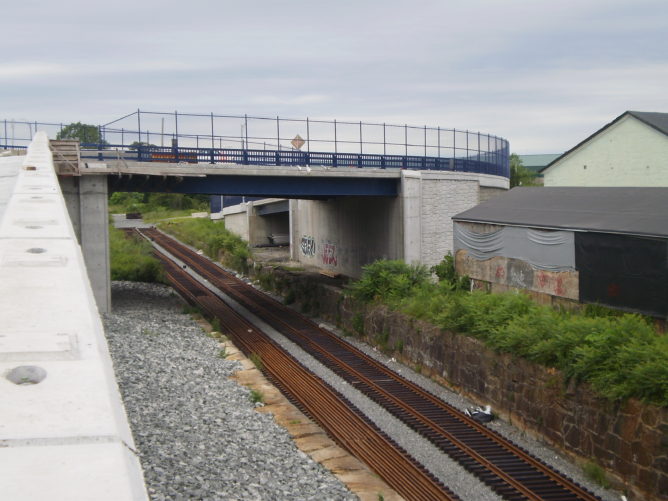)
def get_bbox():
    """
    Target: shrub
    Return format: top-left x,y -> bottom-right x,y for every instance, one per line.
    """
445,291 -> 537,339
431,253 -> 469,291
109,226 -> 164,282
348,260 -> 430,303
